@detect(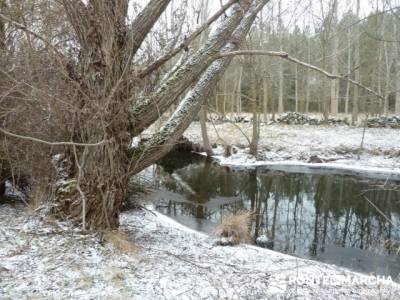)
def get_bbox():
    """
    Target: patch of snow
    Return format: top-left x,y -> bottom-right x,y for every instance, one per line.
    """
130,136 -> 141,148
1,204 -> 399,299
182,122 -> 400,180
